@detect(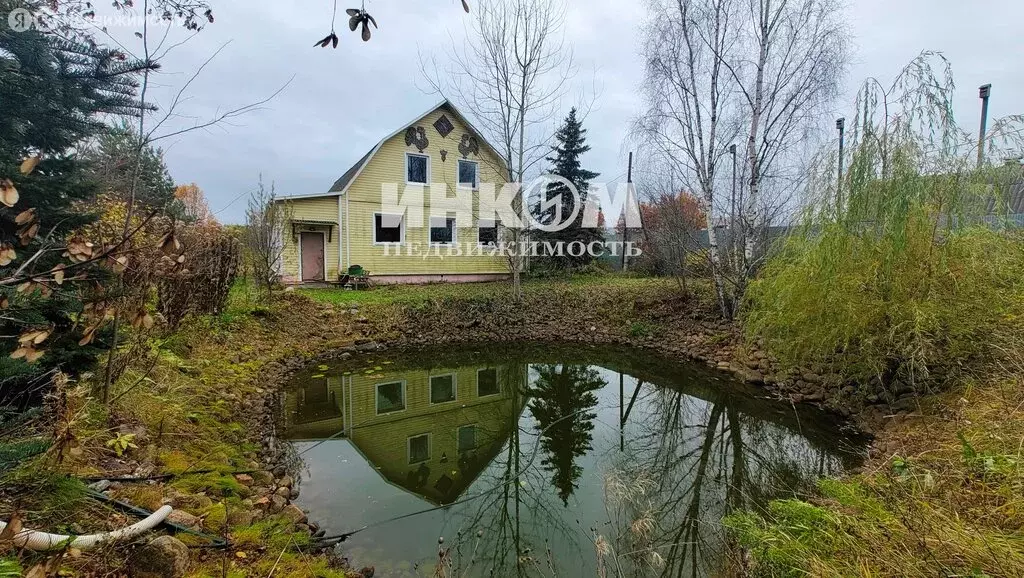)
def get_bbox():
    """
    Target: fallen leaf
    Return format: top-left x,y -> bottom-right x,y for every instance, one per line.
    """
15,208 -> 36,225
0,245 -> 15,266
20,156 -> 41,175
0,179 -> 18,207
0,511 -> 22,543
